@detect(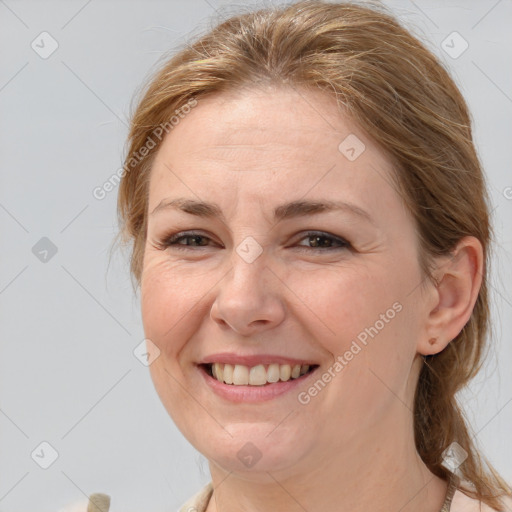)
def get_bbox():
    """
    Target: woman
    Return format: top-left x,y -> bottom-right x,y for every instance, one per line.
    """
114,1 -> 512,511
